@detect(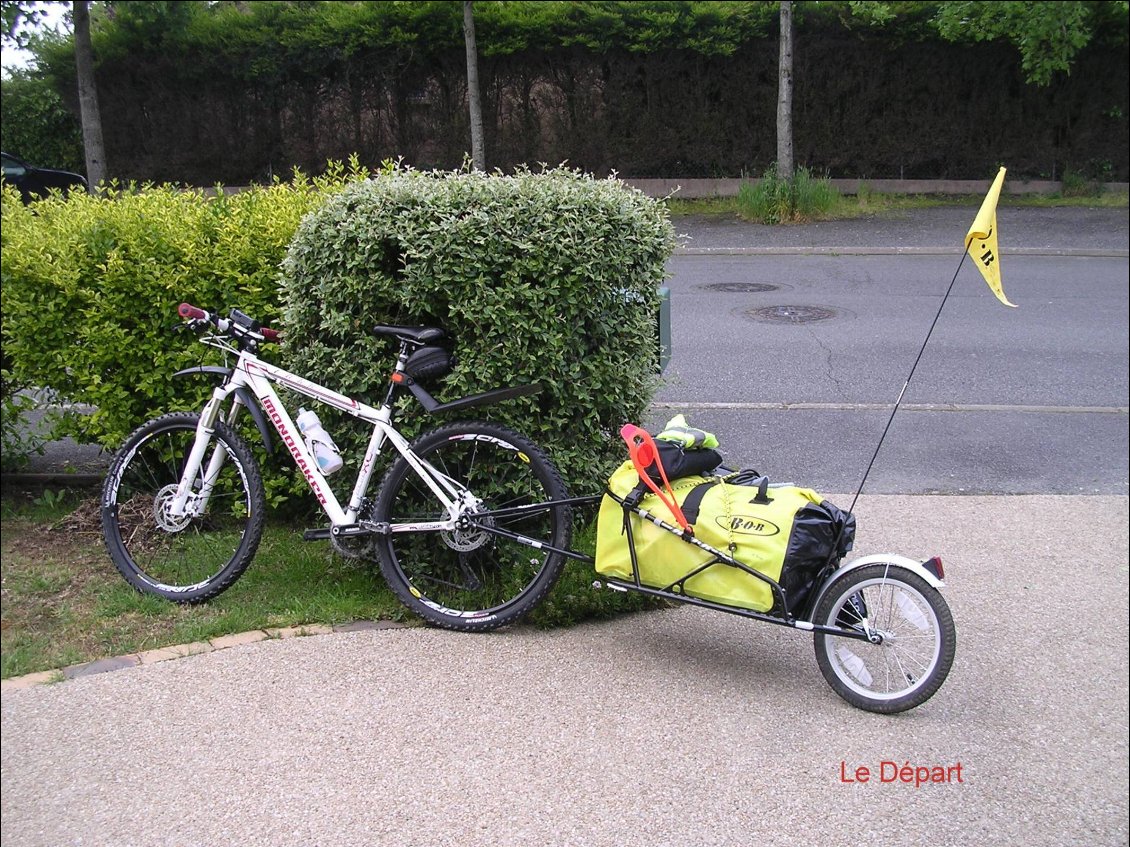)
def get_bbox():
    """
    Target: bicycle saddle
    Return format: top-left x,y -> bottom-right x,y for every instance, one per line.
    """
372,325 -> 446,345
